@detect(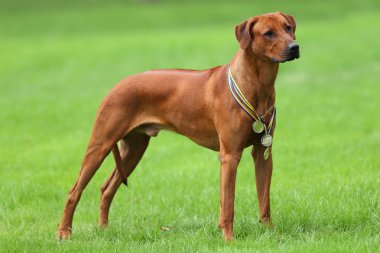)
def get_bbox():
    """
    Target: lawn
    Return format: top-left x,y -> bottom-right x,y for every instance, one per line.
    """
0,0 -> 379,252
